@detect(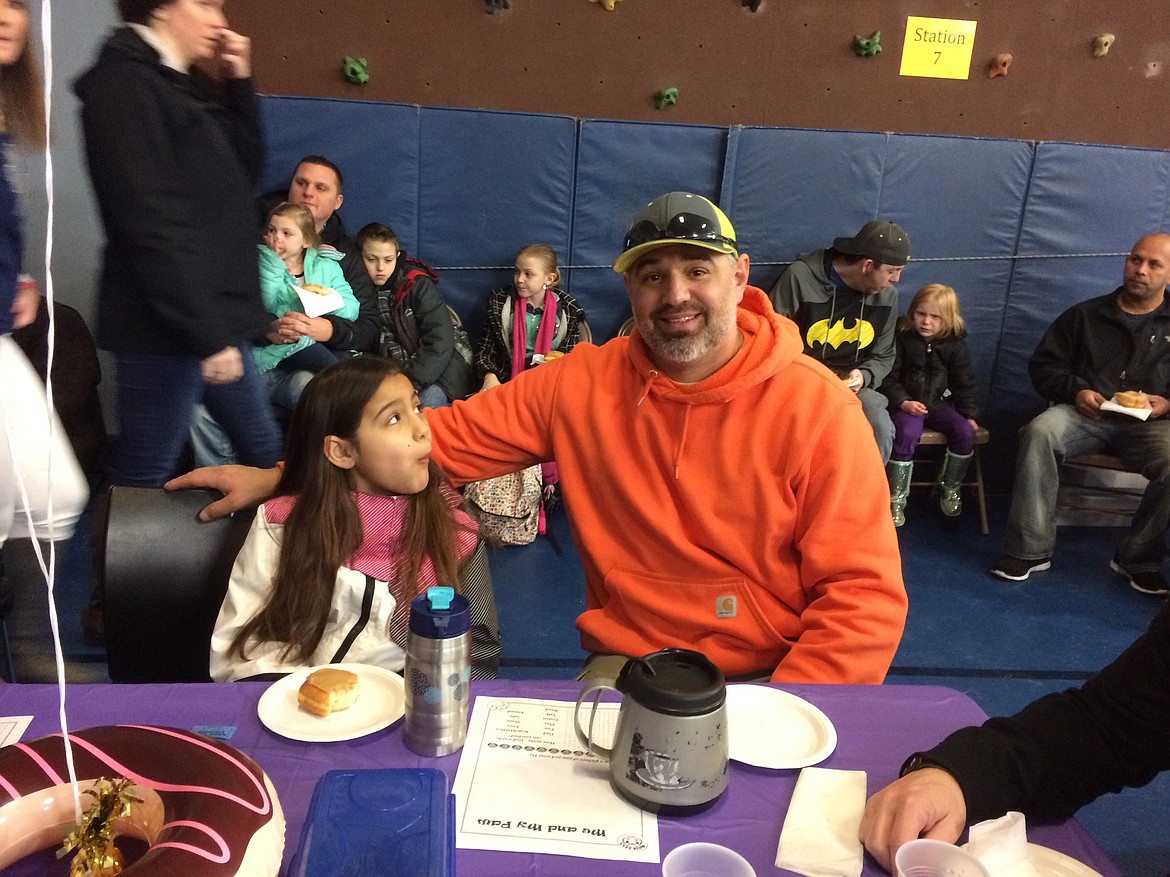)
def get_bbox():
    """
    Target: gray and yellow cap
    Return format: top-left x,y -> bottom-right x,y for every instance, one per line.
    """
613,192 -> 738,273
